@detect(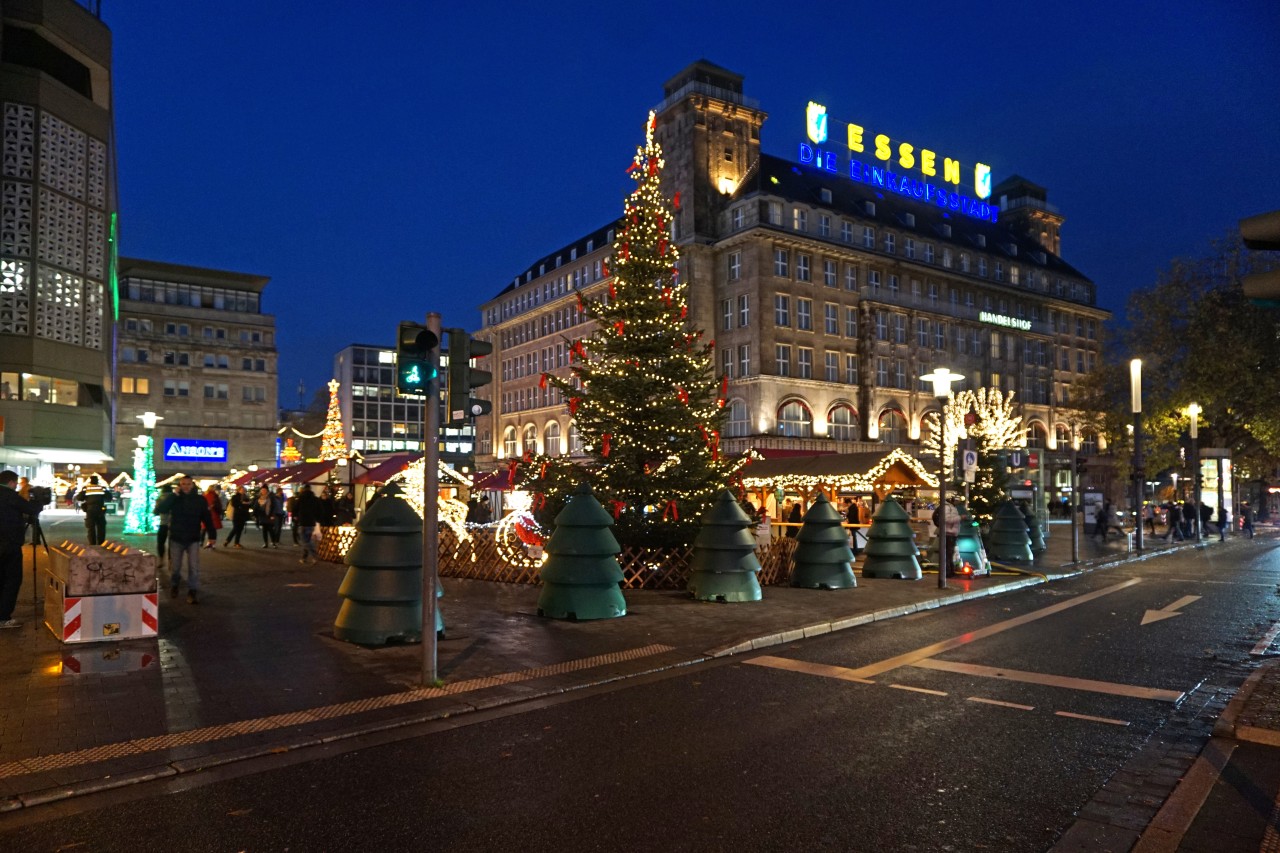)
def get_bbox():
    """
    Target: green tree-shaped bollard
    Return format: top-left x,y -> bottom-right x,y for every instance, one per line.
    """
688,490 -> 762,602
790,494 -> 857,590
335,482 -> 437,644
859,497 -> 923,580
1021,503 -> 1047,552
987,500 -> 1034,562
537,483 -> 626,620
954,504 -> 992,576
